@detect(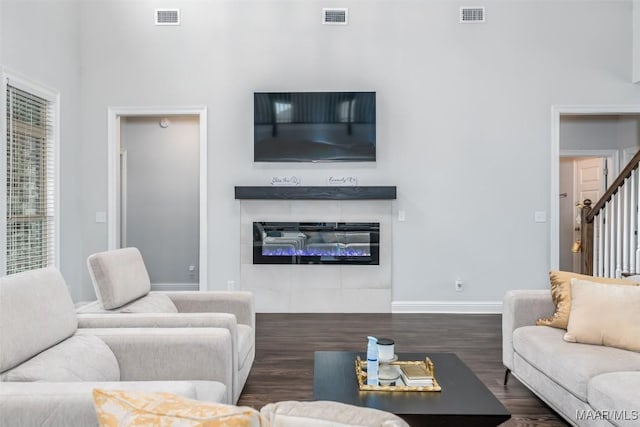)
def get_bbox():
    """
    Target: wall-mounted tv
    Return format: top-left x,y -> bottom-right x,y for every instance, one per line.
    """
254,91 -> 376,162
